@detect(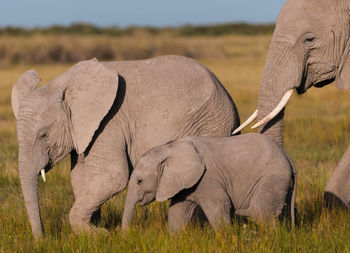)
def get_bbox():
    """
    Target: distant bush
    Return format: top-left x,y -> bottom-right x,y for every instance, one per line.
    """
0,22 -> 274,37
177,23 -> 275,36
0,23 -> 274,66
